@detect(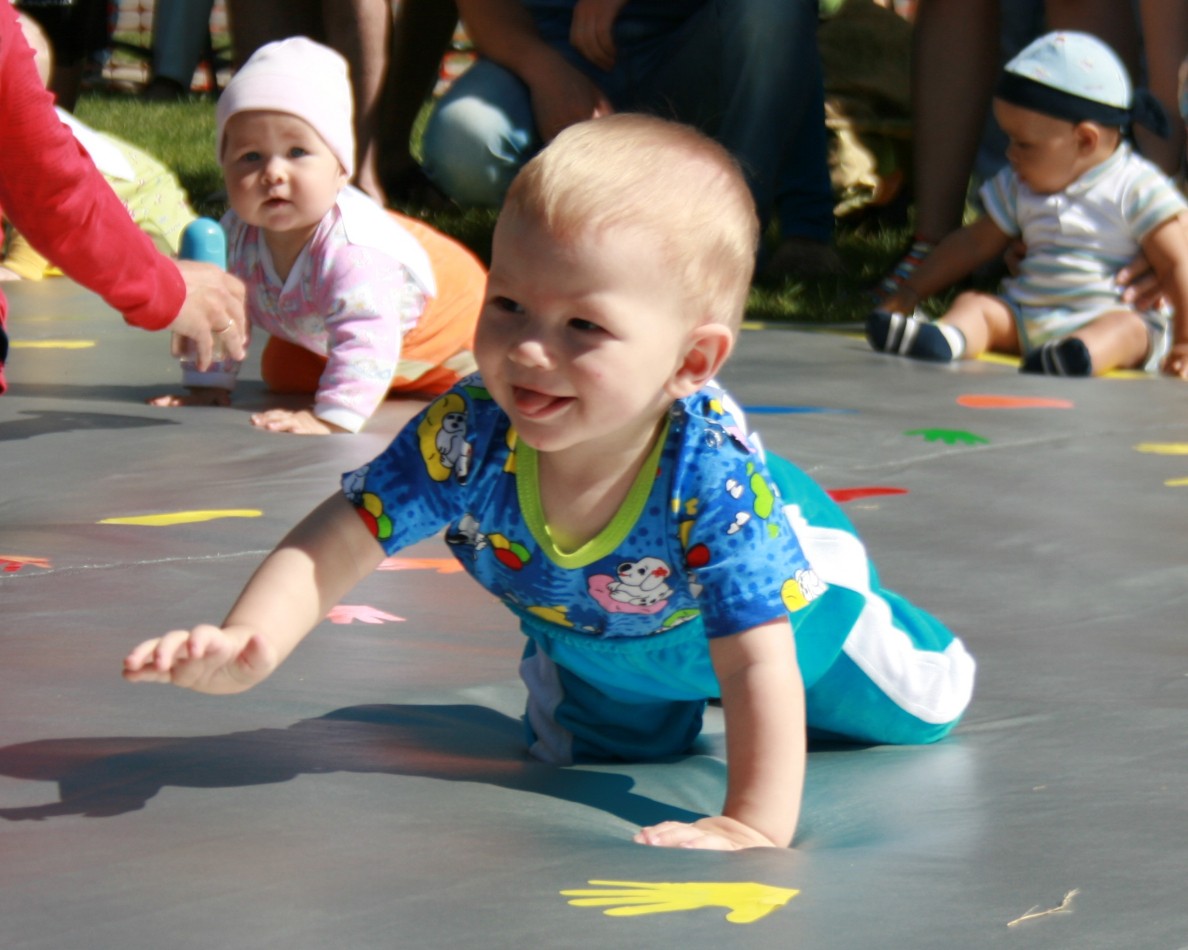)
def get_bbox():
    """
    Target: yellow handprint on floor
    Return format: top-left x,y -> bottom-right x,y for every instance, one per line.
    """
561,880 -> 799,924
